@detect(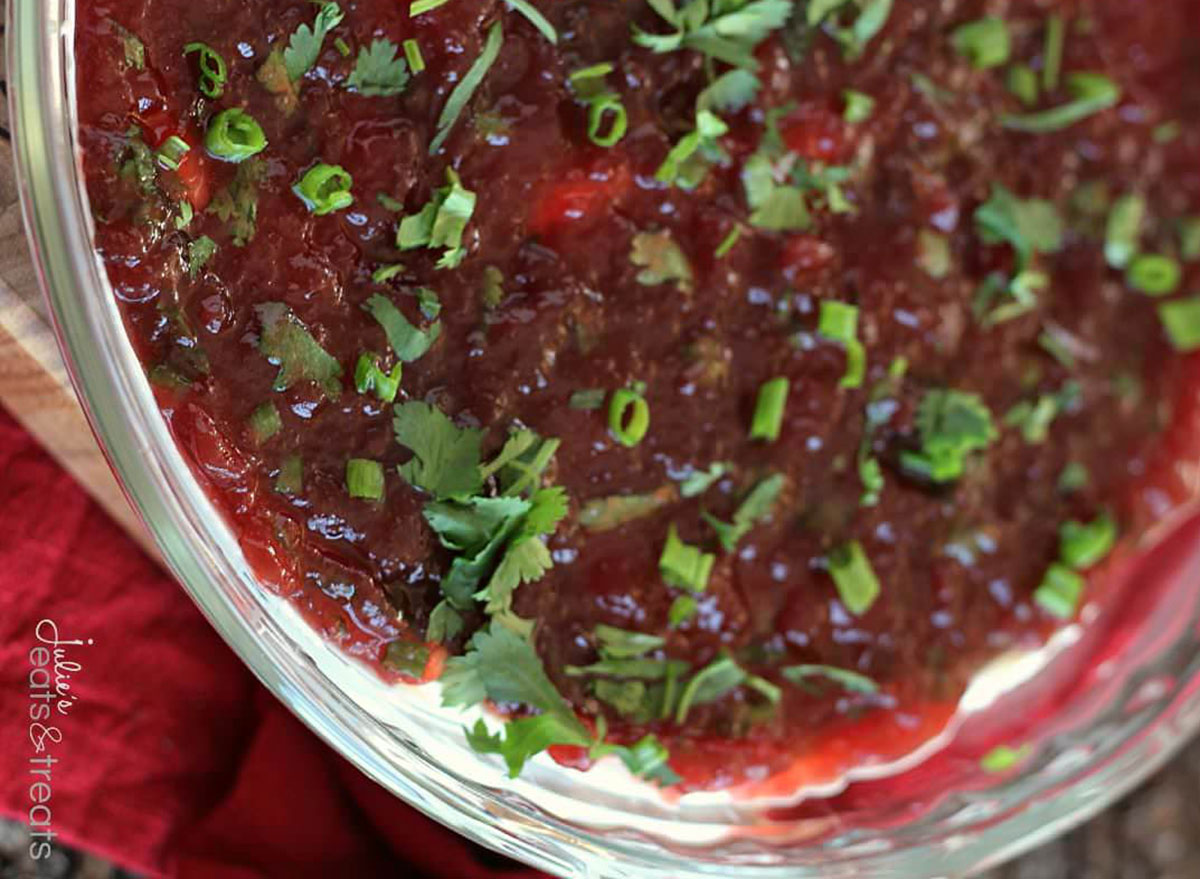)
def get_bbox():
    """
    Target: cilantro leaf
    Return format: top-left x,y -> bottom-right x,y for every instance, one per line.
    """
579,486 -> 677,532
903,388 -> 997,483
476,487 -> 567,614
255,302 -> 343,398
364,294 -> 442,362
696,69 -> 761,114
397,170 -> 477,269
185,236 -> 217,278
283,1 -> 344,81
346,39 -> 411,97
679,462 -> 731,498
429,20 -> 503,153
594,624 -> 666,658
426,599 -> 465,643
975,183 -> 1064,268
441,624 -> 591,776
742,153 -> 812,231
207,158 -> 264,245
393,401 -> 484,500
659,524 -> 715,592
675,655 -> 745,723
631,230 -> 694,291
782,664 -> 878,694
702,472 -> 784,551
635,0 -> 793,69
